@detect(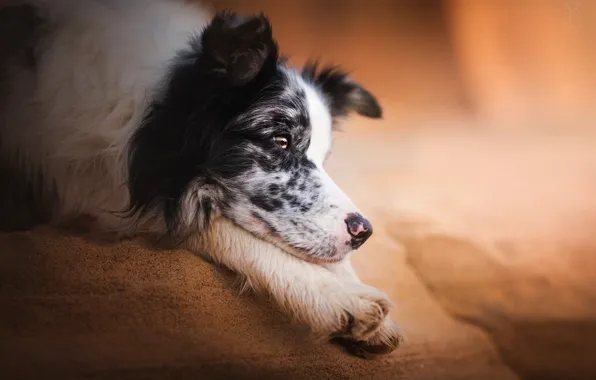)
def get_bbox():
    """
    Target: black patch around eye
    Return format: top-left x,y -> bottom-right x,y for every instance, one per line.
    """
270,113 -> 287,126
278,98 -> 295,109
295,112 -> 309,128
